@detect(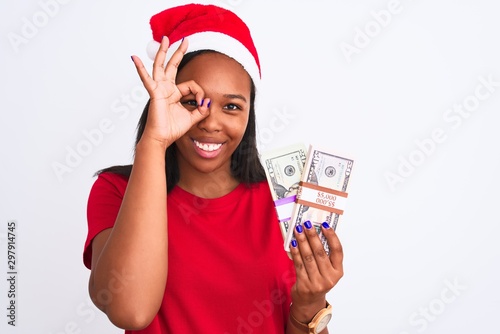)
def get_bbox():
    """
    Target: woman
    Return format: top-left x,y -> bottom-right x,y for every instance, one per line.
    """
83,4 -> 343,333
